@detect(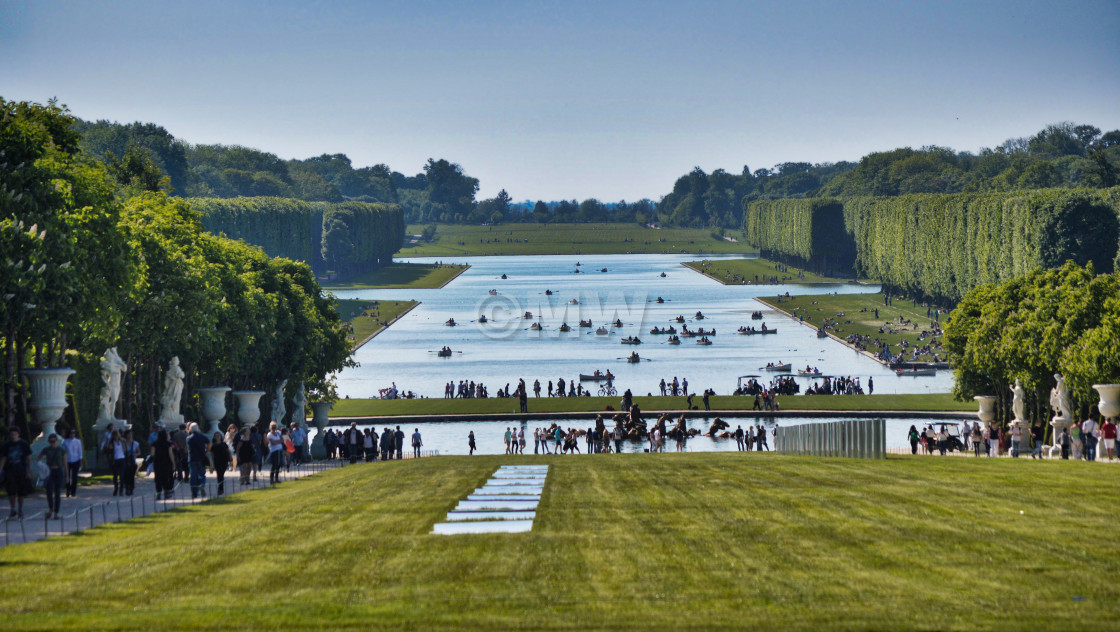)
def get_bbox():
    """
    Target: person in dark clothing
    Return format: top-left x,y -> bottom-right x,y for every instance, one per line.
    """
236,427 -> 255,484
378,427 -> 391,460
151,429 -> 176,500
346,423 -> 362,464
702,389 -> 711,411
394,426 -> 405,459
2,427 -> 33,520
172,424 -> 189,481
468,431 -> 477,455
519,386 -> 528,413
186,424 -> 211,498
211,431 -> 232,495
120,429 -> 139,496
